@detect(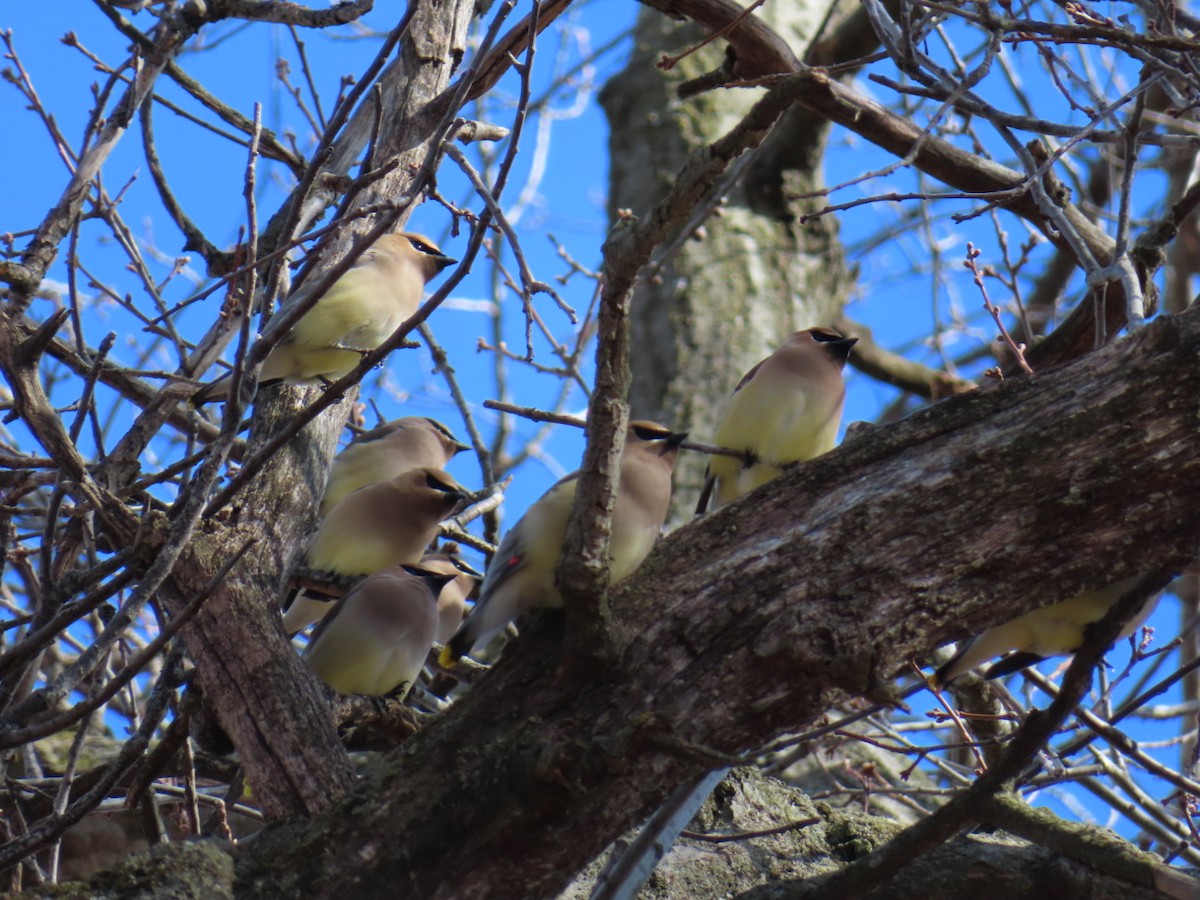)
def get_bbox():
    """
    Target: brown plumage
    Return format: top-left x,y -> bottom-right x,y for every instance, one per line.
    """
320,417 -> 469,516
304,564 -> 457,697
409,551 -> 479,644
195,232 -> 455,404
697,327 -> 856,513
307,467 -> 466,575
441,421 -> 686,665
284,550 -> 478,640
282,469 -> 467,636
